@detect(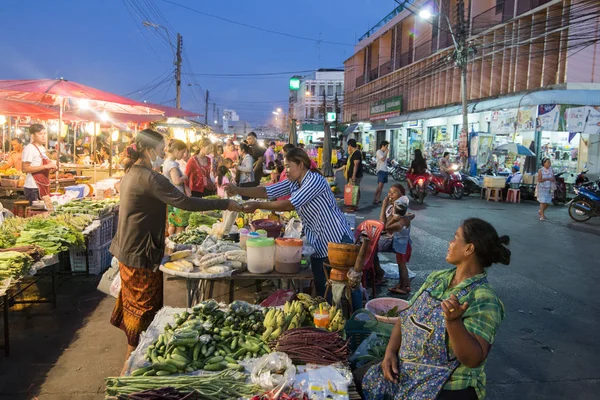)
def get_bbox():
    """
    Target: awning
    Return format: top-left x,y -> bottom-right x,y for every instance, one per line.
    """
385,89 -> 600,125
343,123 -> 358,137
